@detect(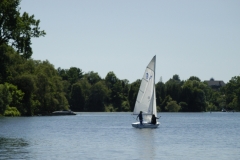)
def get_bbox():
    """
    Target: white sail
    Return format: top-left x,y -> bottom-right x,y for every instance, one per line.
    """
133,56 -> 157,123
